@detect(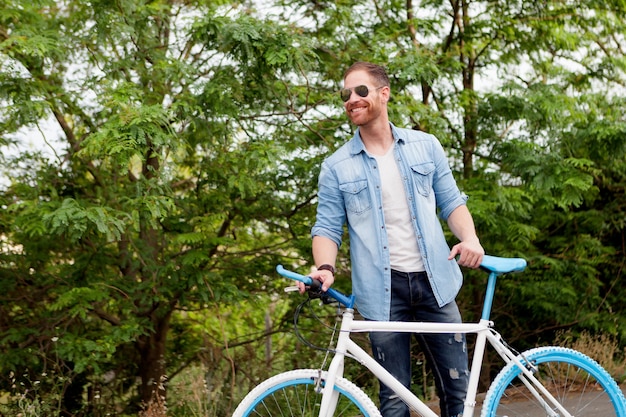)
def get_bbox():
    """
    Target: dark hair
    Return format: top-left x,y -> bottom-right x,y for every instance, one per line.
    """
343,62 -> 390,87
